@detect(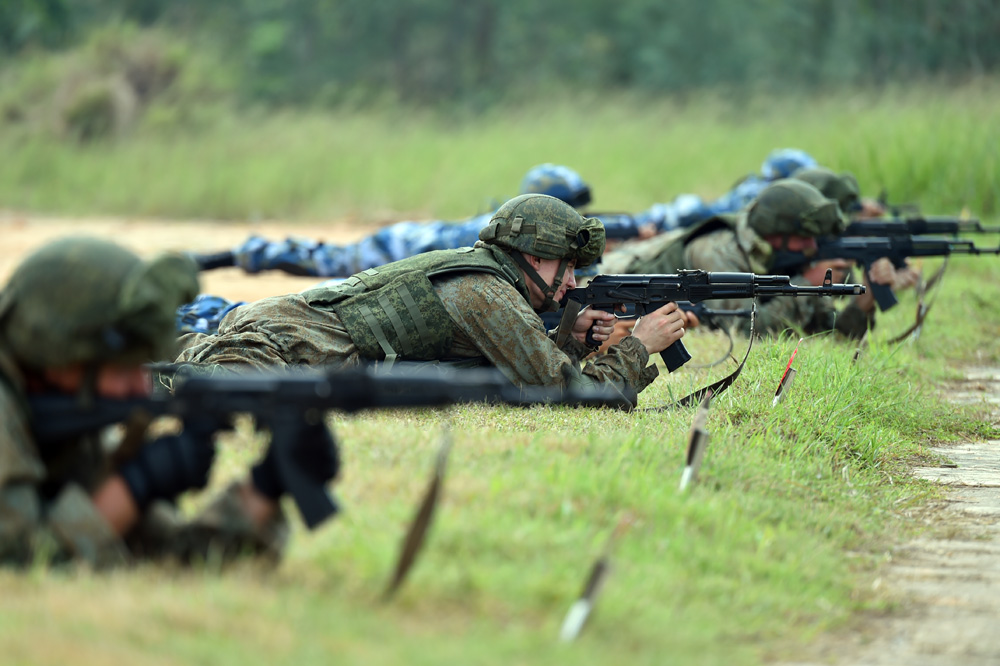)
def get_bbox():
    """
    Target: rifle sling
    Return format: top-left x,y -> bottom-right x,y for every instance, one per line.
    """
555,300 -> 582,348
641,303 -> 757,412
887,257 -> 948,344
